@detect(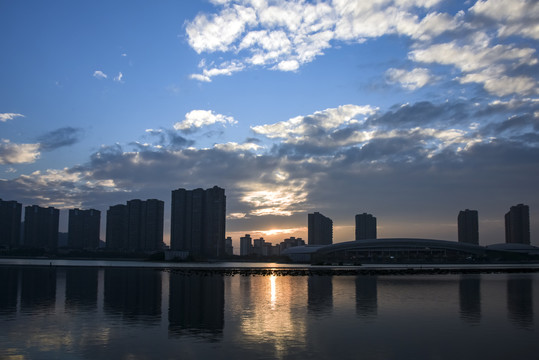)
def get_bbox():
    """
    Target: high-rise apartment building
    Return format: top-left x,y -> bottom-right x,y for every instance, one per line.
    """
68,208 -> 101,249
23,205 -> 59,250
458,209 -> 479,245
505,204 -> 530,245
355,213 -> 377,240
170,186 -> 226,258
308,212 -> 333,245
225,236 -> 234,256
106,204 -> 128,250
0,198 -> 22,249
106,199 -> 164,251
240,234 -> 252,256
